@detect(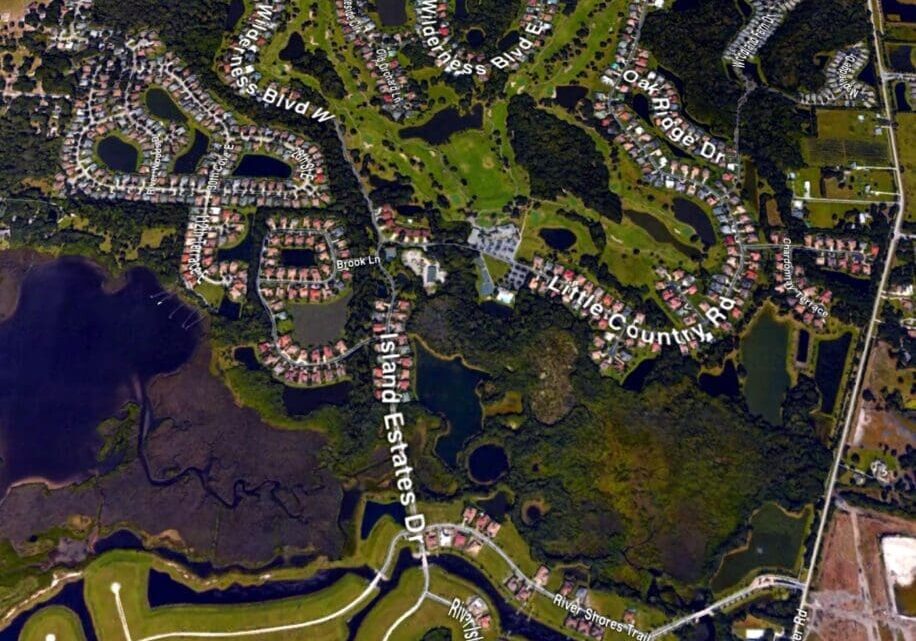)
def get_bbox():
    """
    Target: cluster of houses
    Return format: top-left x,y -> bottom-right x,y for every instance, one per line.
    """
773,260 -> 832,328
58,33 -> 330,209
371,299 -> 413,402
423,505 -> 502,554
410,0 -> 561,77
179,207 -> 249,302
560,578 -> 639,641
600,0 -> 660,84
452,596 -> 493,633
798,43 -> 877,108
256,336 -> 350,387
334,0 -> 421,121
526,257 -> 641,369
258,215 -> 350,309
252,216 -> 353,388
801,233 -> 879,276
722,0 -> 800,71
376,204 -> 432,245
601,50 -> 737,168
